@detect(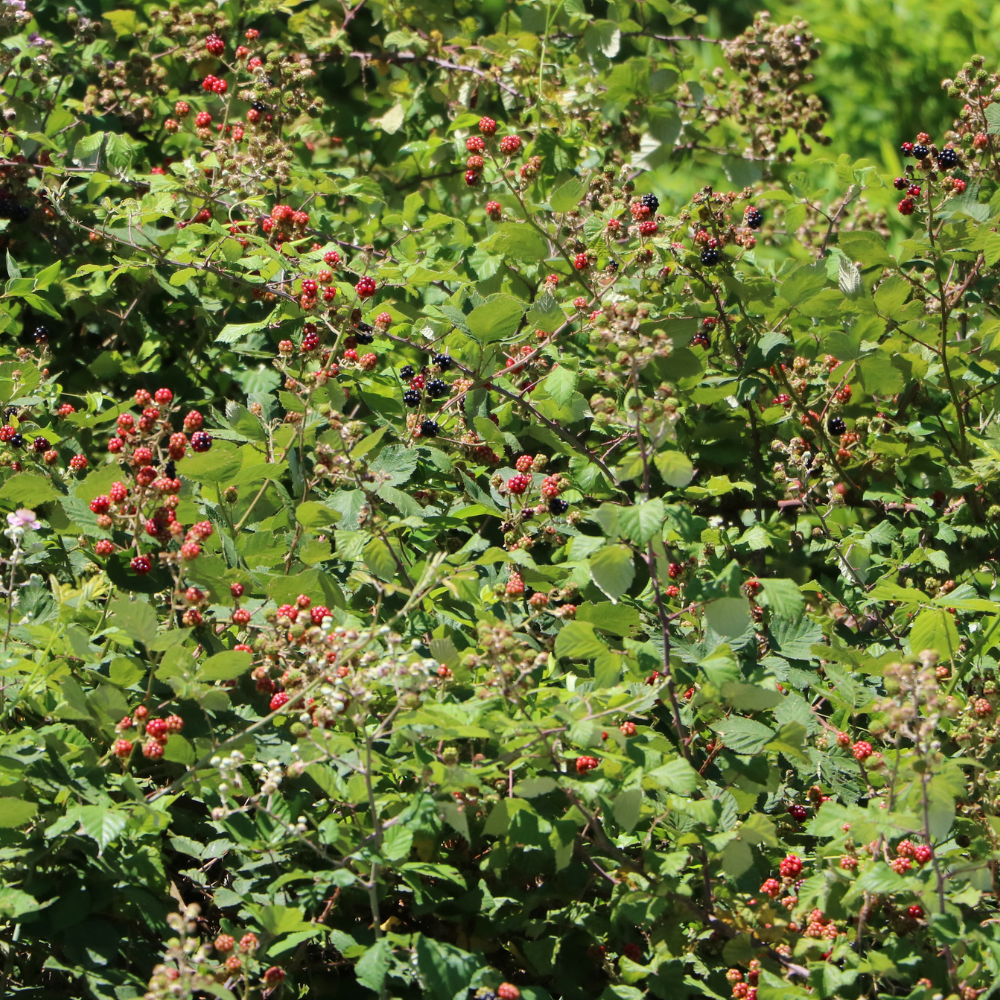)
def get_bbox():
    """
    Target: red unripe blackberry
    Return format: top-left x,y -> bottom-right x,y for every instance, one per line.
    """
234,643 -> 252,653
466,135 -> 485,152
908,904 -> 923,919
486,200 -> 502,219
852,740 -> 873,760
270,691 -> 289,711
638,220 -> 658,235
323,250 -> 341,266
897,198 -> 915,216
95,539 -> 114,556
478,116 -> 497,136
528,592 -> 548,609
134,706 -> 148,720
231,582 -> 244,598
264,968 -> 286,986
507,473 -> 531,494
113,739 -> 133,758
277,604 -> 298,622
897,839 -> 916,858
131,555 -> 152,575
575,756 -> 598,774
57,403 -> 76,417
310,605 -> 330,624
839,855 -> 857,871
142,740 -> 164,759
465,170 -> 480,186
195,111 -> 212,127
174,101 -> 190,119
466,154 -> 484,171
515,455 -> 533,472
913,844 -> 932,864
907,184 -> 921,197
499,135 -> 521,154
359,352 -> 377,370
890,857 -> 912,874
188,521 -> 213,540
573,252 -> 589,270
185,587 -> 203,604
145,718 -> 168,739
779,853 -> 802,877
343,348 -> 358,362
665,584 -> 679,597
107,437 -> 124,453
215,934 -> 235,953
355,276 -> 376,298
180,542 -> 201,560
205,32 -> 225,55
302,332 -> 320,352
225,956 -> 242,972
154,387 -> 173,404
90,495 -> 111,514
301,278 -> 318,295
505,571 -> 525,596
974,697 -> 992,716
788,803 -> 808,821
497,986 -> 520,1000
233,609 -> 251,625
620,721 -> 636,736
